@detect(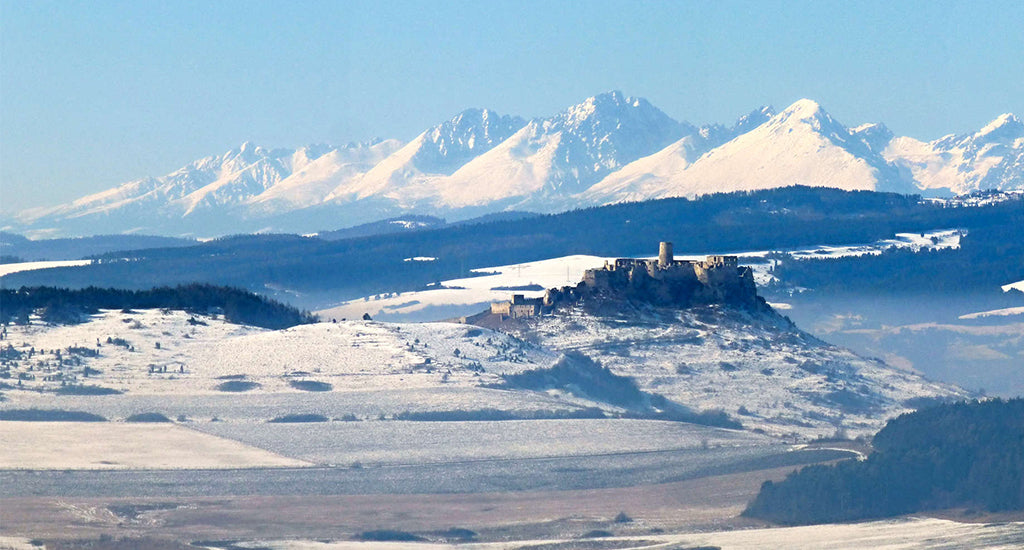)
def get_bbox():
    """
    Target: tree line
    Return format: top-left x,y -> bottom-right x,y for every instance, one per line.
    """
770,222 -> 1024,294
743,398 -> 1024,525
0,284 -> 316,329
